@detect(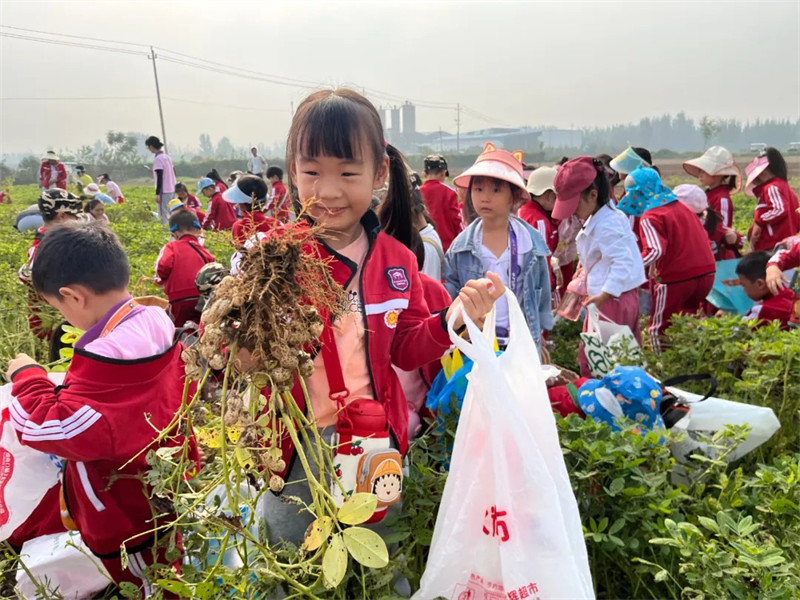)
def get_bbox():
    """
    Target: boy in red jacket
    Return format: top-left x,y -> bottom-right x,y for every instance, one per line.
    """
420,154 -> 463,252
155,209 -> 216,326
6,223 -> 195,596
266,166 -> 290,222
519,166 -> 562,303
739,252 -> 795,329
198,177 -> 236,231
